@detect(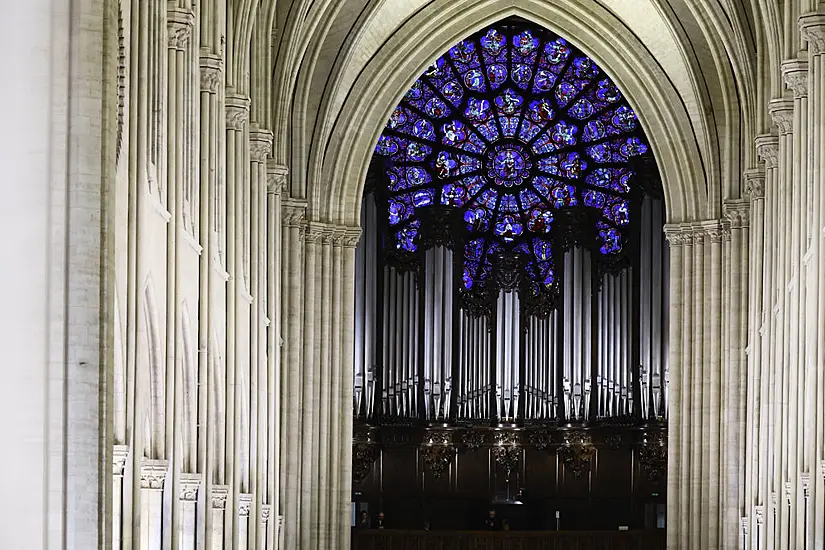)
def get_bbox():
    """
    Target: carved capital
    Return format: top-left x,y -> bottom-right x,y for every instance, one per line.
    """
784,482 -> 793,504
782,59 -> 809,98
800,13 -> 825,54
663,223 -> 695,246
754,505 -> 765,525
179,473 -> 201,501
559,431 -> 594,478
140,459 -> 168,489
769,99 -> 795,135
113,445 -> 130,476
755,135 -> 779,167
744,168 -> 765,200
801,472 -> 812,498
342,228 -> 362,248
724,200 -> 750,229
282,202 -> 307,228
200,54 -> 223,93
238,493 -> 253,517
225,95 -> 250,130
249,129 -> 273,163
167,9 -> 194,50
267,161 -> 289,194
211,485 -> 229,509
260,504 -> 272,523
740,517 -> 749,536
